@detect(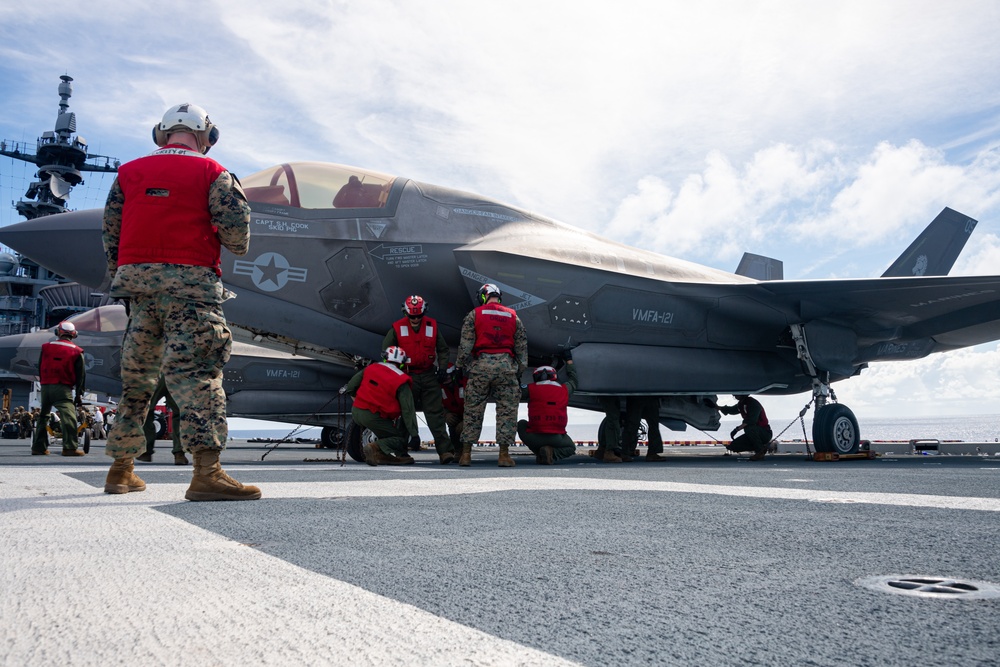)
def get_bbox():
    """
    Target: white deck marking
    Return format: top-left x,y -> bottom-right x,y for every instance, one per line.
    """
0,470 -> 582,667
245,473 -> 1000,512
